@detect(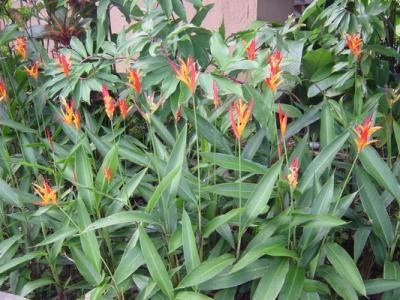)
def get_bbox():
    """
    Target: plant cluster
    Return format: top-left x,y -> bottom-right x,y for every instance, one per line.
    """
0,0 -> 400,299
